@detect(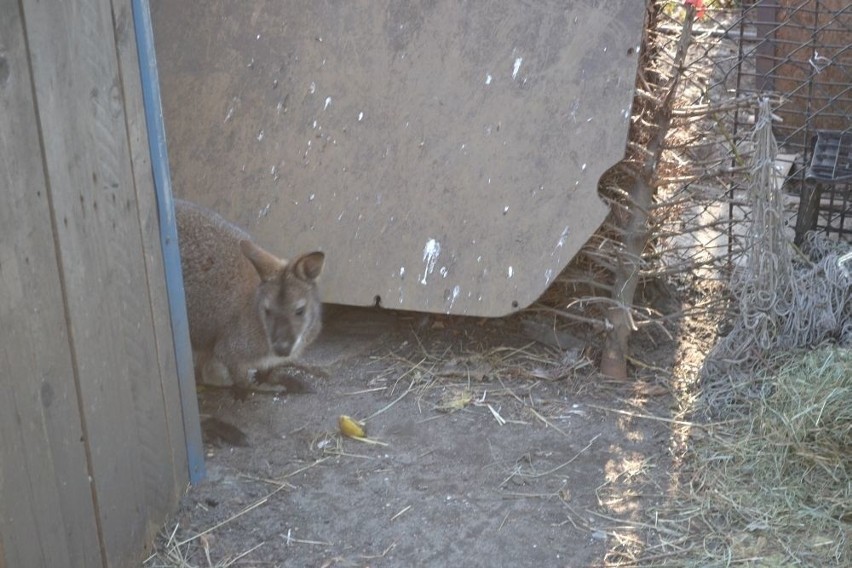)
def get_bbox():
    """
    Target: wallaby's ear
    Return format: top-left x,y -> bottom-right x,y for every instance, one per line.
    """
240,240 -> 287,281
291,251 -> 325,282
